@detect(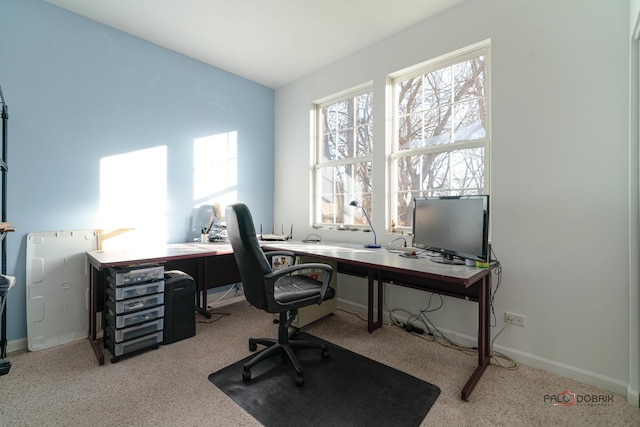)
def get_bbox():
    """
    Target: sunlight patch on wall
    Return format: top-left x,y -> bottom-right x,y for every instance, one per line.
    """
193,131 -> 238,211
99,146 -> 168,248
